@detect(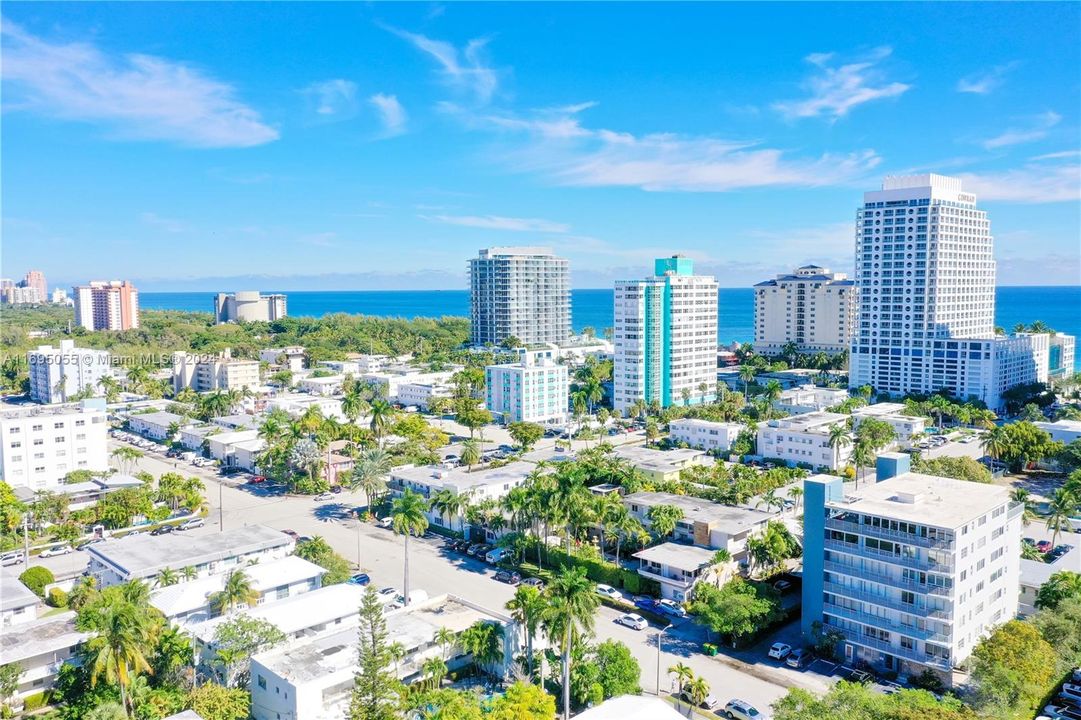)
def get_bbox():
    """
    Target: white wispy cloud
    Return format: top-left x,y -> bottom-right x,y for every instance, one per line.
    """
774,47 -> 910,120
1,19 -> 278,148
959,159 -> 1080,203
1031,150 -> 1081,161
957,62 -> 1018,94
423,214 -> 571,233
456,104 -> 880,192
140,212 -> 186,233
982,111 -> 1061,149
383,24 -> 498,103
369,93 -> 407,137
303,79 -> 358,116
